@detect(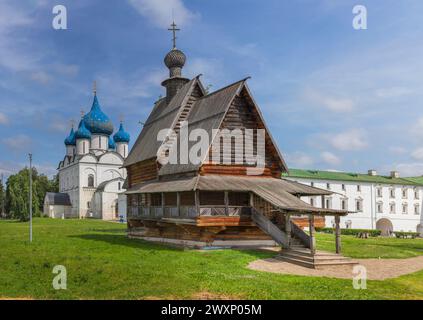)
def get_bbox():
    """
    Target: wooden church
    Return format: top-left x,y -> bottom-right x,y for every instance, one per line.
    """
124,25 -> 352,267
